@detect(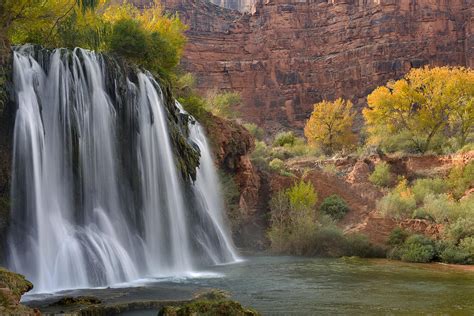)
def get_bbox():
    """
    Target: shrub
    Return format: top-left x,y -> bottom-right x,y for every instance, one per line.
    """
378,181 -> 416,219
110,19 -> 148,59
285,137 -> 320,158
398,235 -> 436,263
458,143 -> 474,153
322,163 -> 337,175
369,162 -> 392,187
287,180 -> 317,213
418,193 -> 456,222
205,91 -> 241,119
440,244 -> 472,265
344,234 -> 385,258
273,131 -> 296,147
267,225 -> 290,253
310,225 -> 346,257
243,123 -> 264,141
320,194 -> 349,221
411,178 -> 448,204
268,181 -> 317,254
447,161 -> 474,200
269,158 -> 285,172
250,141 -> 270,170
412,208 -> 434,221
387,227 -> 408,246
459,237 -> 474,262
177,95 -> 209,125
445,217 -> 474,243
